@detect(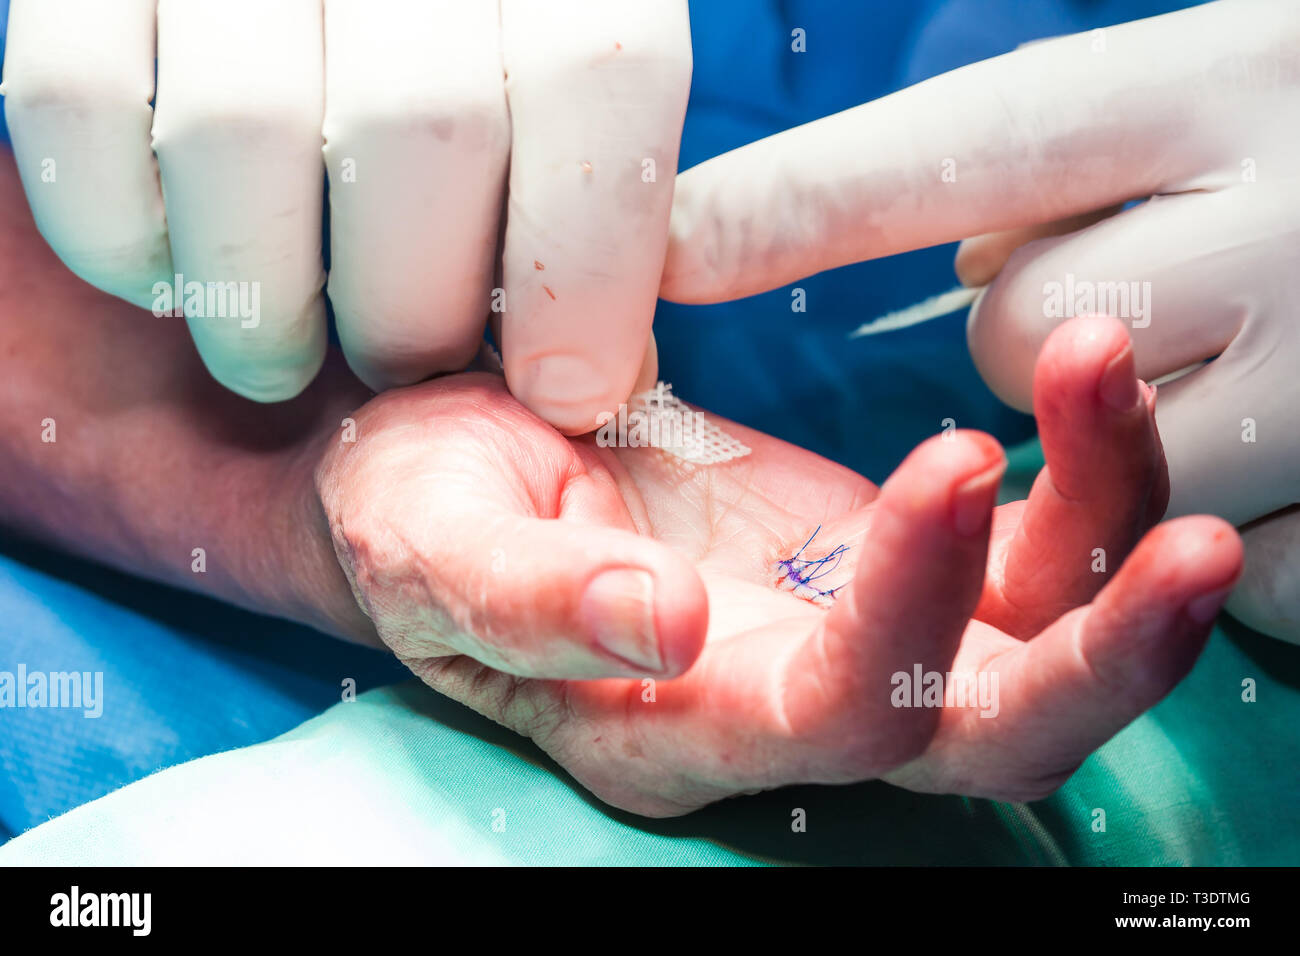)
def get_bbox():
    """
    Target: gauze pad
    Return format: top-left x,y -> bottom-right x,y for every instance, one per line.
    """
626,382 -> 751,465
